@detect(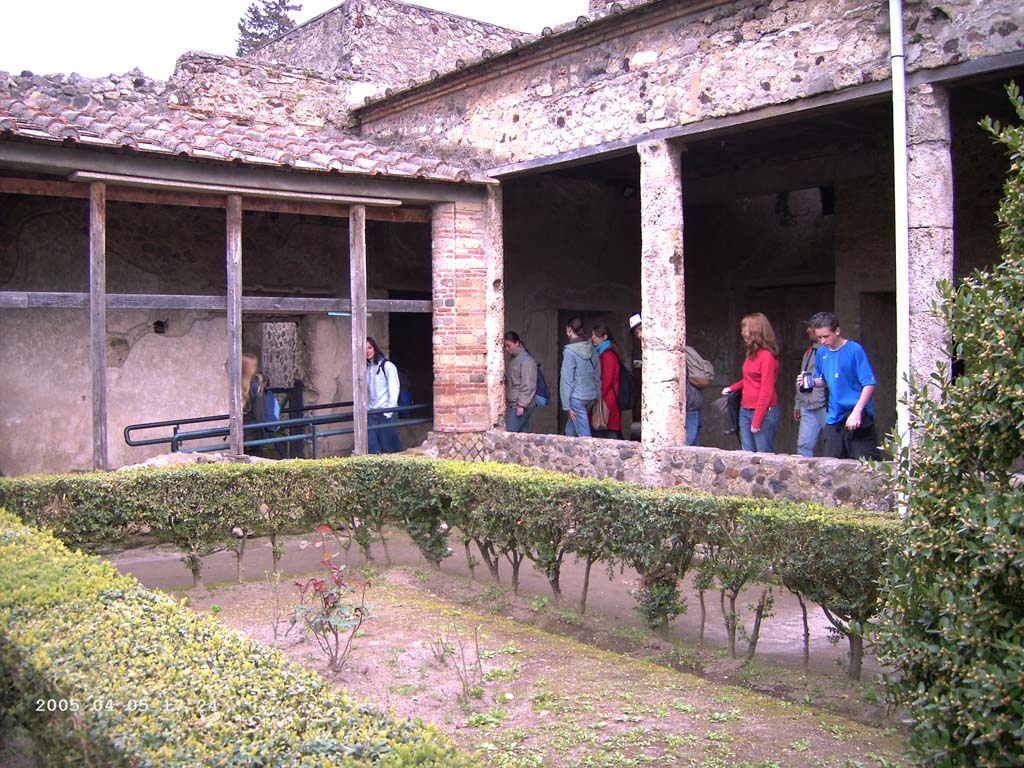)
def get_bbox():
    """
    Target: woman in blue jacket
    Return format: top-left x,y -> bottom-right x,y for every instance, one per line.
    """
559,317 -> 600,437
